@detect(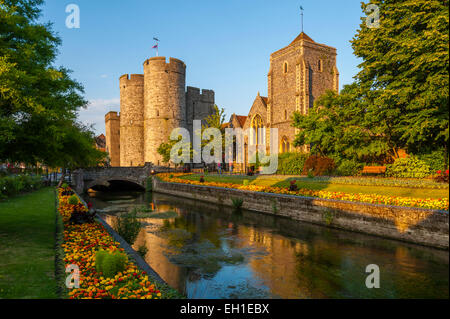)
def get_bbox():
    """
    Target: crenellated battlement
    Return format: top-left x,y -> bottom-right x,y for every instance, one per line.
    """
105,111 -> 120,121
120,74 -> 144,86
186,86 -> 215,103
143,56 -> 186,74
